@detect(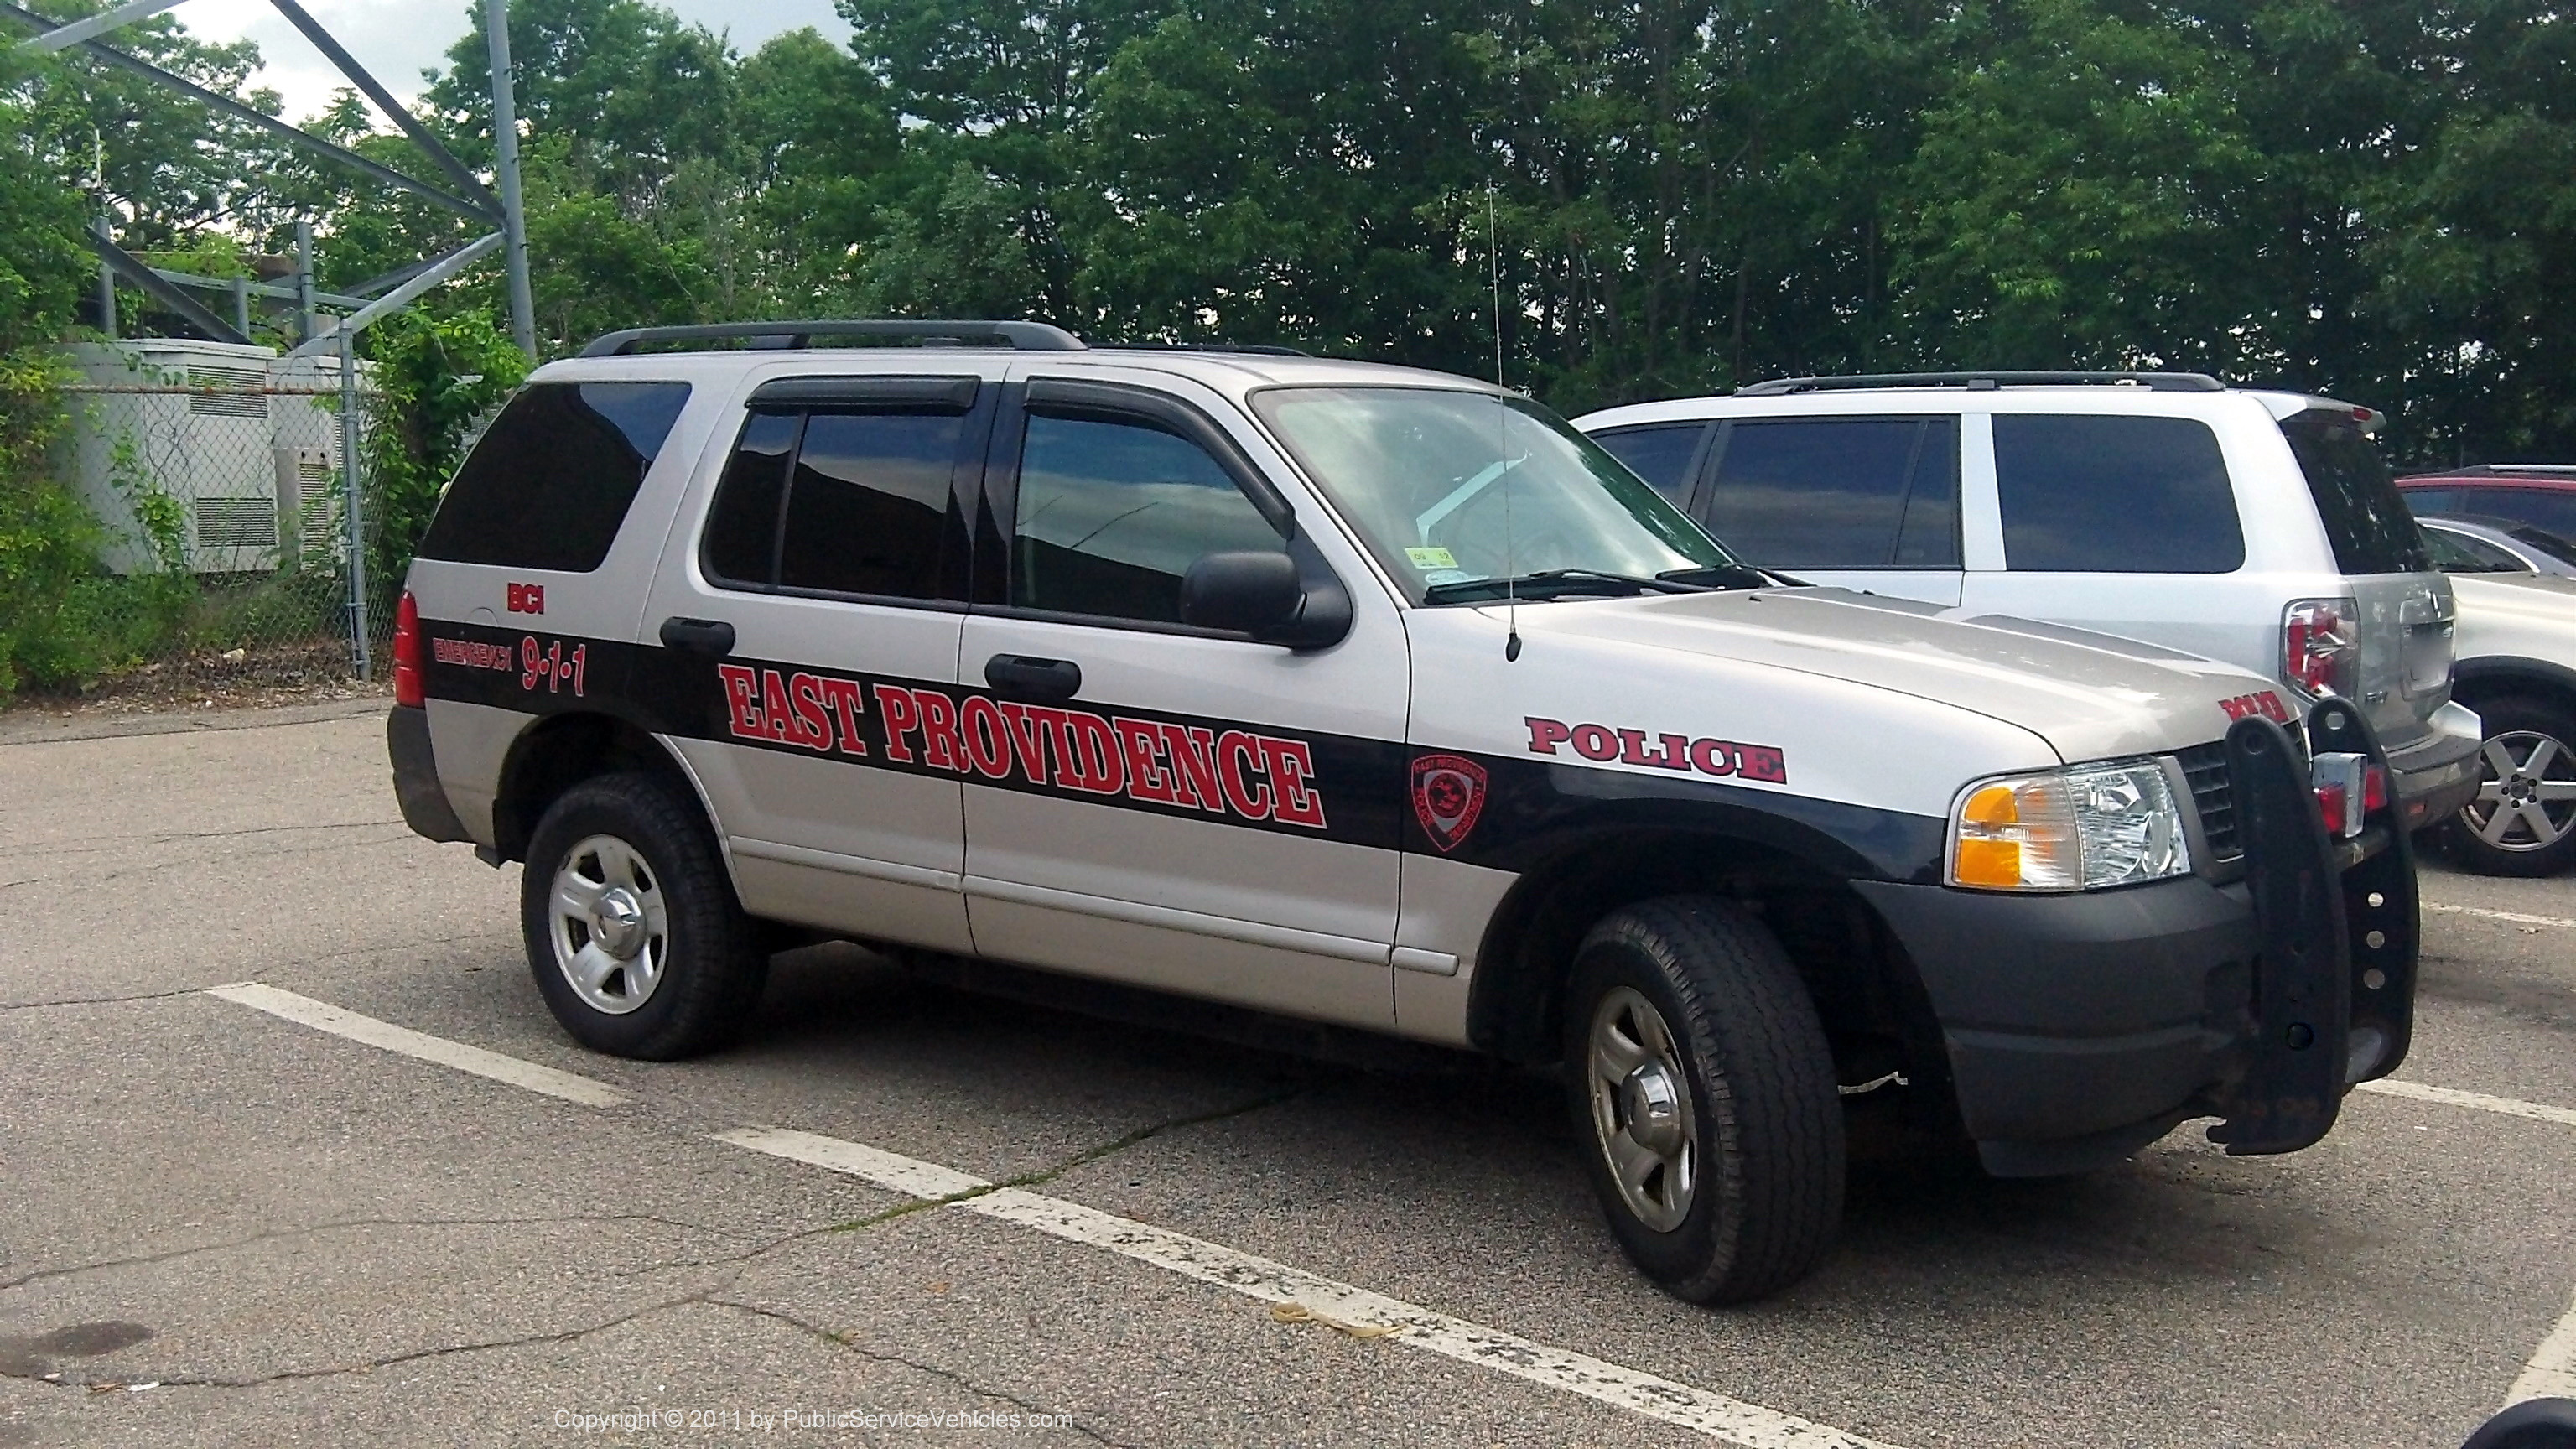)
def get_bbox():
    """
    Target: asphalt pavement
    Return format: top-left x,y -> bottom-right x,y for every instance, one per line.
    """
1,704 -> 2569,1447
